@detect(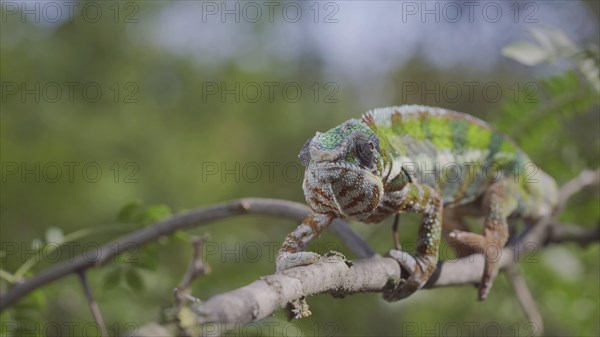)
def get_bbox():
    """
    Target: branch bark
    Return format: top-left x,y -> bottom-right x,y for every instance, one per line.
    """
189,220 -> 598,324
